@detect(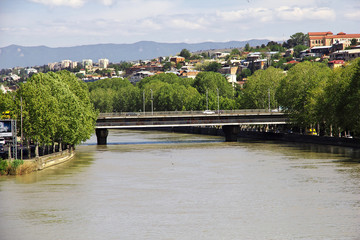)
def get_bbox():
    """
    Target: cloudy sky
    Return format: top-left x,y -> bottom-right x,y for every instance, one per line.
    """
0,0 -> 359,48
